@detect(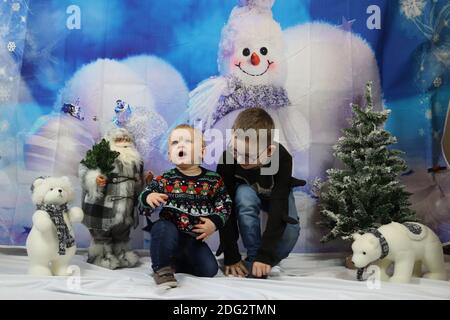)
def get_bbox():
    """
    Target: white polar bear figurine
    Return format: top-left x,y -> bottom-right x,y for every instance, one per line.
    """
26,176 -> 84,276
352,222 -> 447,283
